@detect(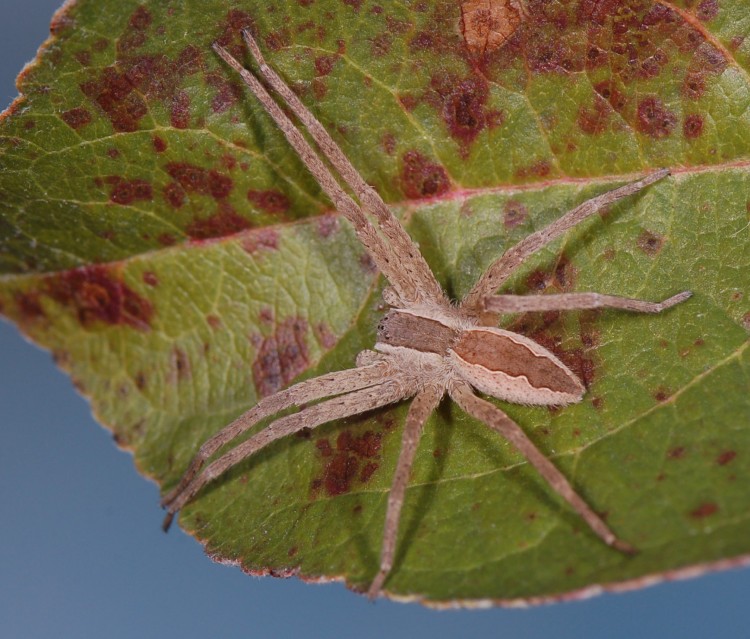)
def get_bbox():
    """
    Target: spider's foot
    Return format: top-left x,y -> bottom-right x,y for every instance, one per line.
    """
367,571 -> 388,601
658,290 -> 692,311
612,538 -> 638,556
161,511 -> 176,533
